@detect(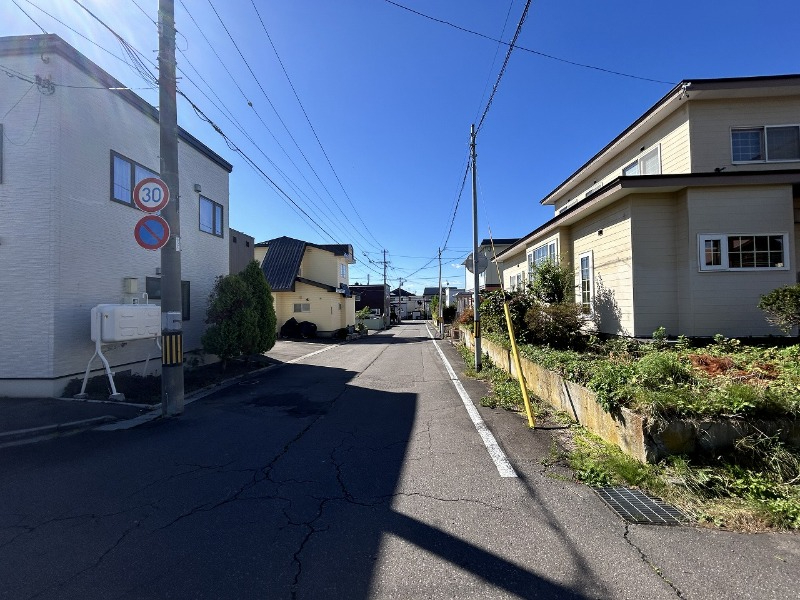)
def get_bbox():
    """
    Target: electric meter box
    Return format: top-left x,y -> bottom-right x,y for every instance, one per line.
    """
91,304 -> 161,343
